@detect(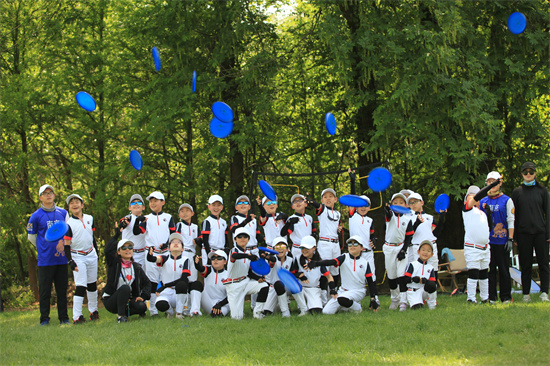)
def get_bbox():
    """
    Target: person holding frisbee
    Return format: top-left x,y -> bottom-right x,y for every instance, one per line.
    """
118,194 -> 147,267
